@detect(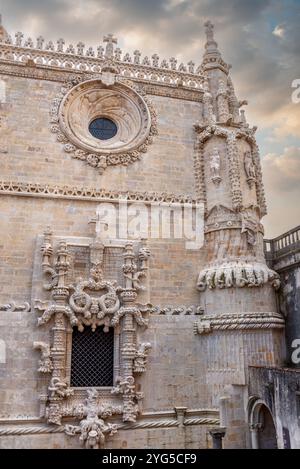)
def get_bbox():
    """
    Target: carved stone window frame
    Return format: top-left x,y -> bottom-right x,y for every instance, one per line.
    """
33,226 -> 152,448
